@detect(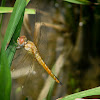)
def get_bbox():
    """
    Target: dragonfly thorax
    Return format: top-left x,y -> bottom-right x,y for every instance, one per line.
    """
24,41 -> 37,54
